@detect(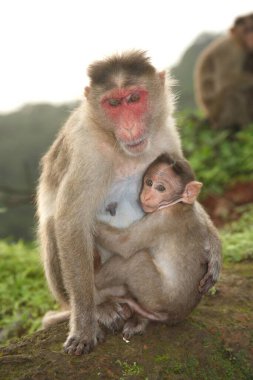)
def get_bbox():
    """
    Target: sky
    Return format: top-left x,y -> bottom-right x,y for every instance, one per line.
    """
0,0 -> 252,113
